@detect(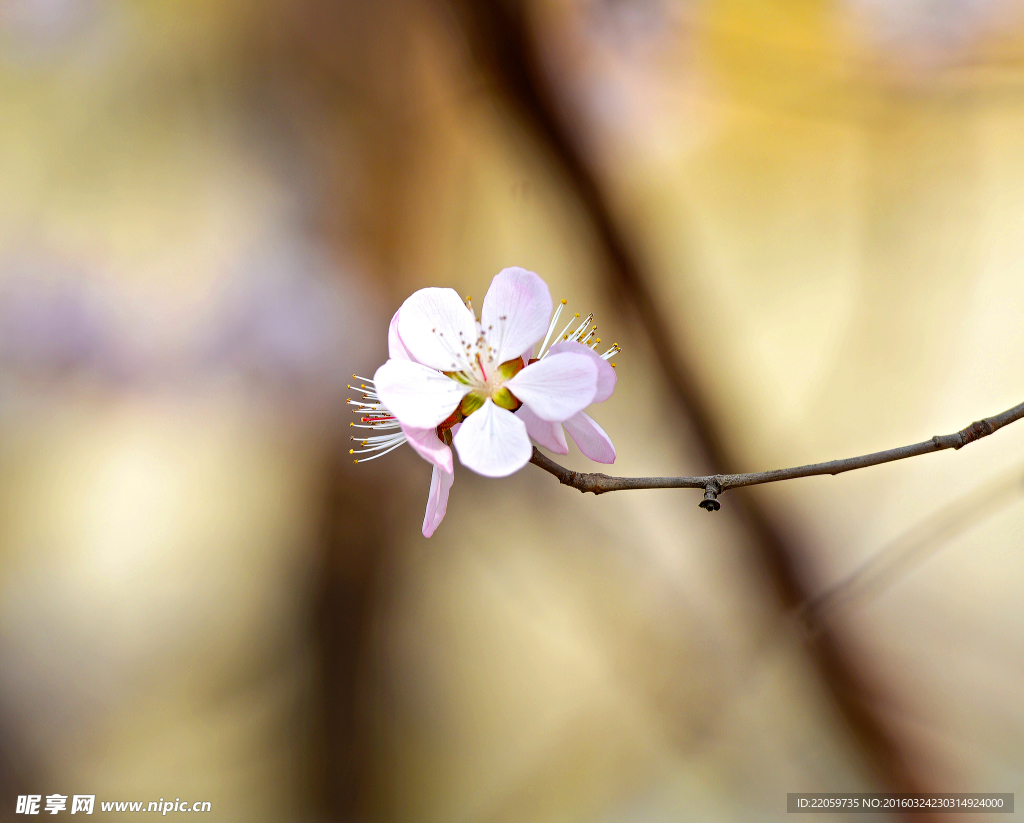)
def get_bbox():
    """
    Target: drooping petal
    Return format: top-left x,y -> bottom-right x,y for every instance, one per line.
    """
504,352 -> 597,422
402,424 -> 453,473
388,310 -> 414,361
453,398 -> 533,477
517,404 -> 568,454
374,358 -> 469,429
563,411 -> 616,464
481,267 -> 552,365
397,287 -> 479,372
547,340 -> 617,403
422,465 -> 455,538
